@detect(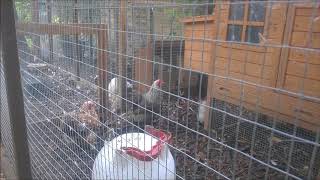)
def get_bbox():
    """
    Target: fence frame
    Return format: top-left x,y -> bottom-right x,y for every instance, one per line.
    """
16,22 -> 109,119
1,0 -> 32,179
